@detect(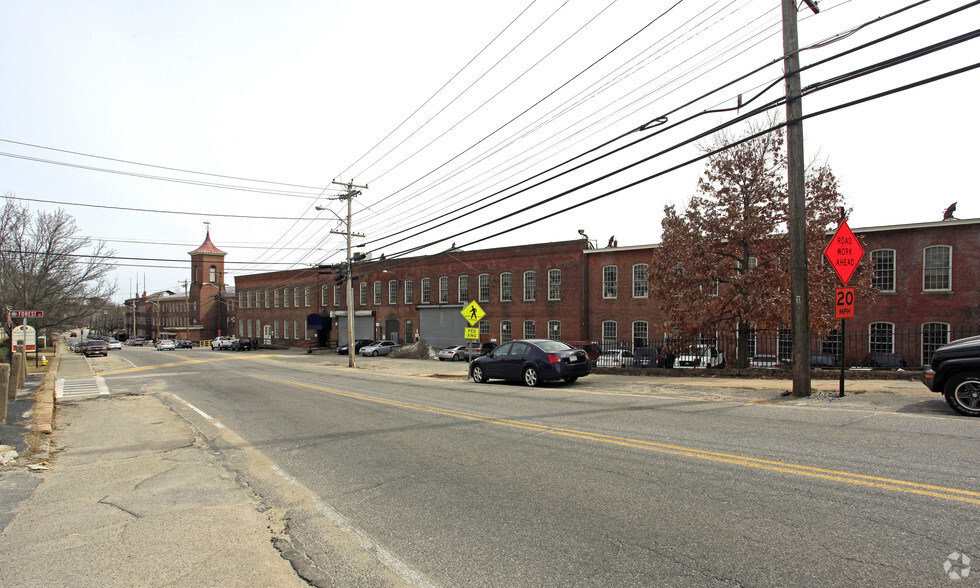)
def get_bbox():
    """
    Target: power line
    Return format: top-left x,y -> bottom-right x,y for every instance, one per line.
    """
3,195 -> 334,221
